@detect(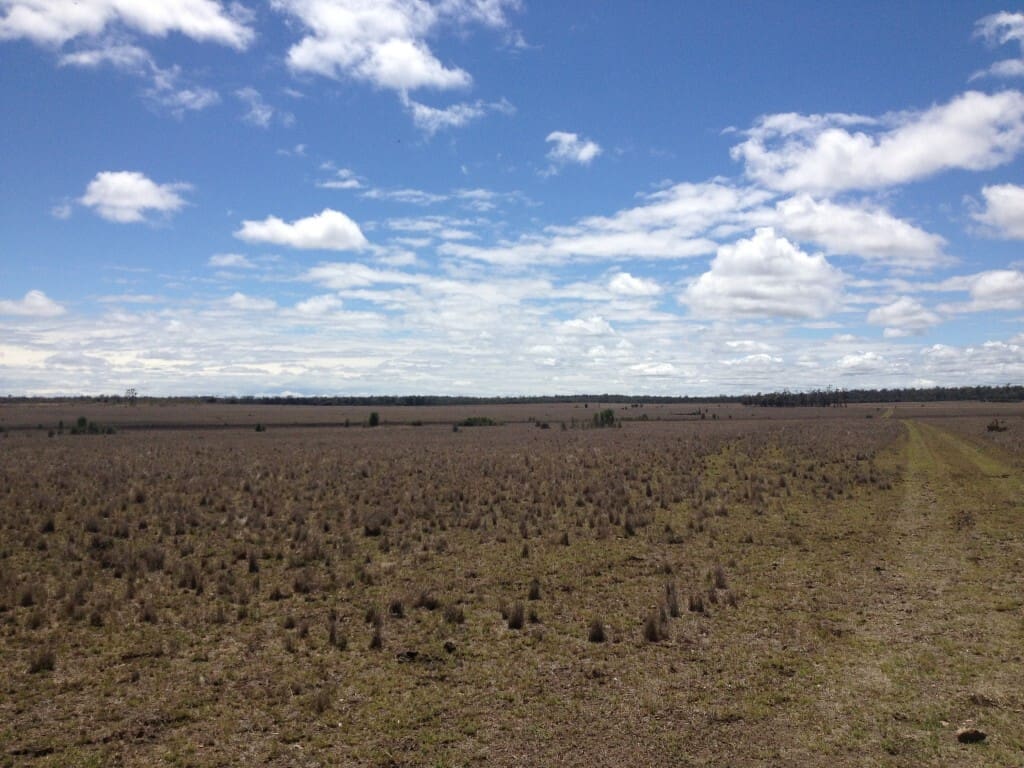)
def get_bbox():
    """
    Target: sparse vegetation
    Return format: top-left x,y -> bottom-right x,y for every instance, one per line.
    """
0,400 -> 1020,765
